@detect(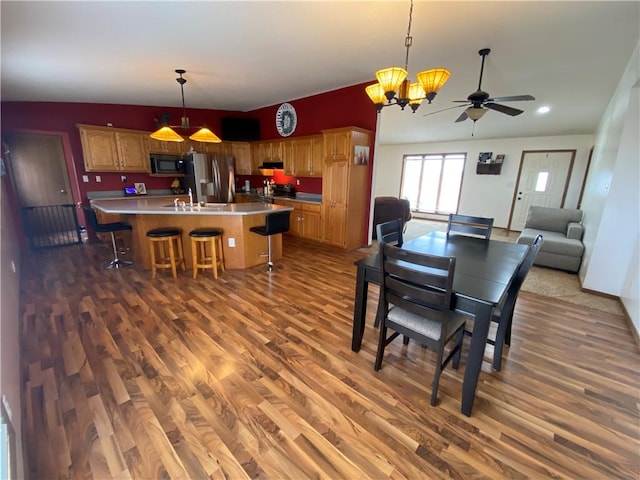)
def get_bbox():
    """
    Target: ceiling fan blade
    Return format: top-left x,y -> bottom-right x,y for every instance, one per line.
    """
485,103 -> 524,116
452,100 -> 470,103
455,111 -> 468,123
487,94 -> 535,103
423,104 -> 468,117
